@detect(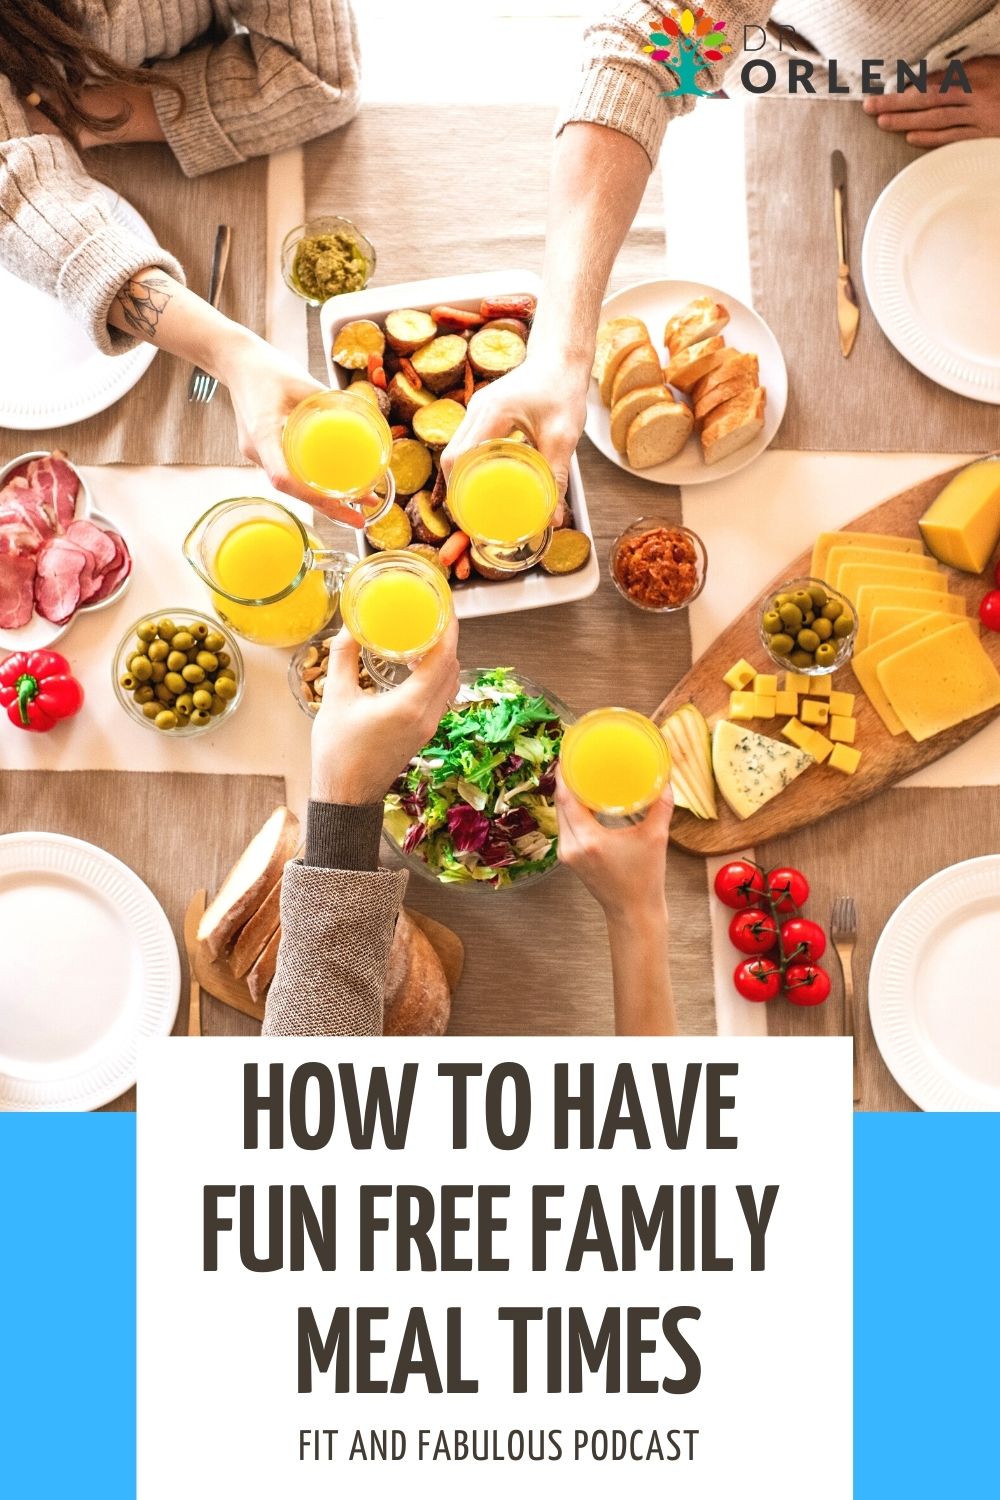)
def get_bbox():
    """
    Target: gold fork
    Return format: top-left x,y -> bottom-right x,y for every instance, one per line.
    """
830,896 -> 860,1104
